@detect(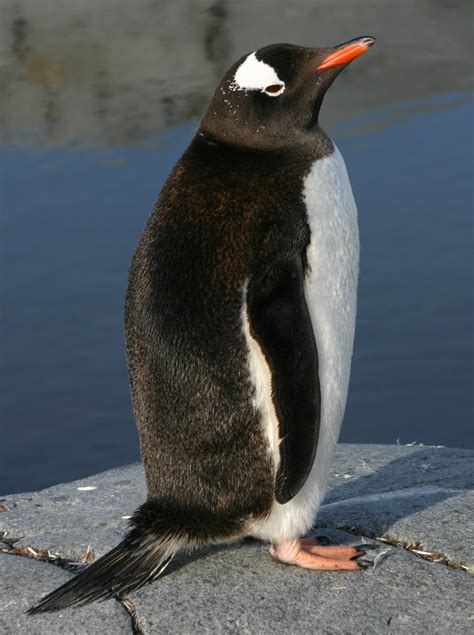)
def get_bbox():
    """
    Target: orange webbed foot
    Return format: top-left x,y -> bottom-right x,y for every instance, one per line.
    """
270,538 -> 364,571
